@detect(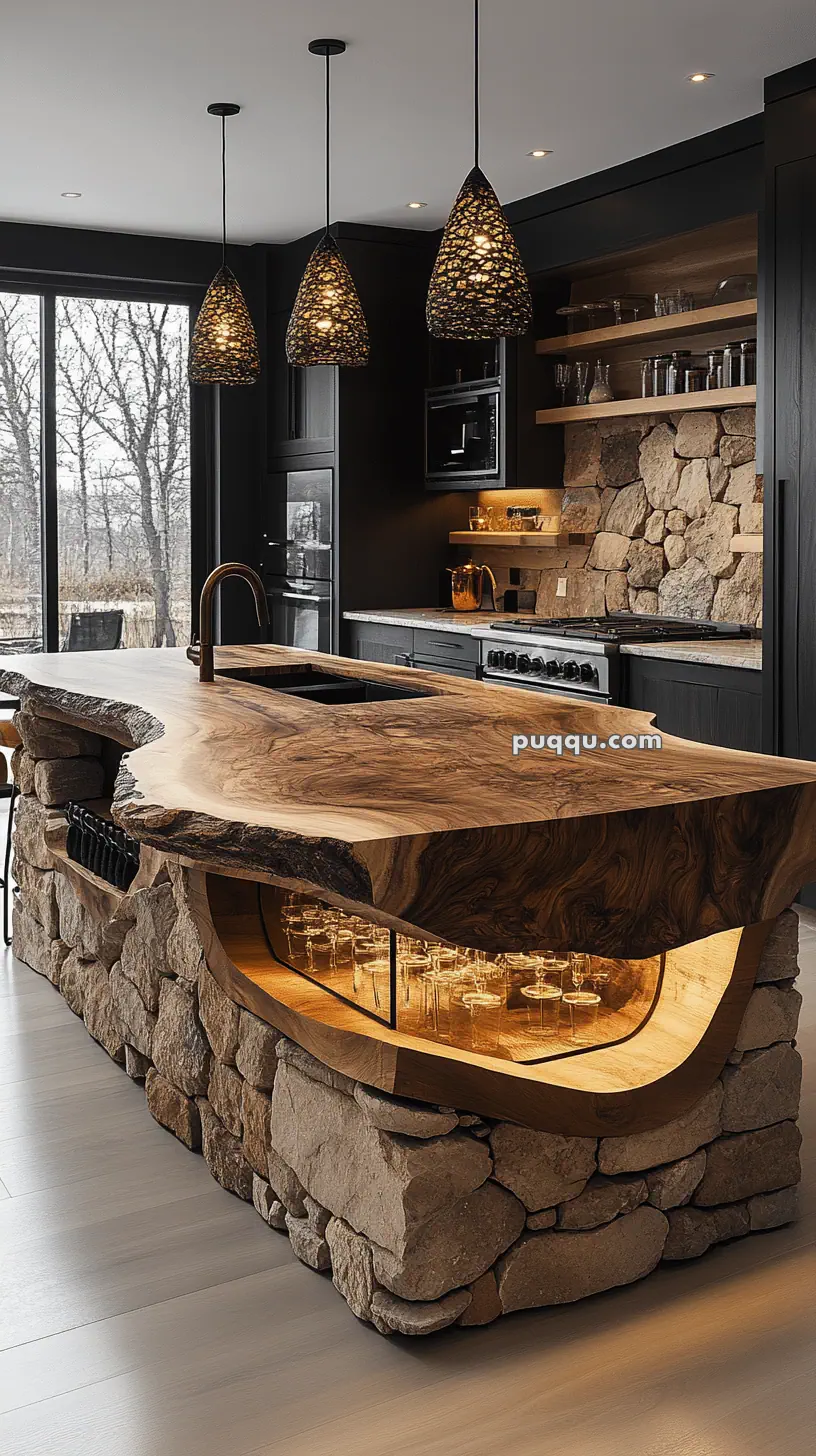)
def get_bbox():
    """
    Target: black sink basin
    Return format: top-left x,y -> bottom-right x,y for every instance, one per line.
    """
216,665 -> 433,705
